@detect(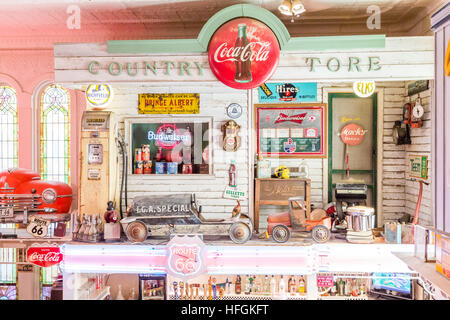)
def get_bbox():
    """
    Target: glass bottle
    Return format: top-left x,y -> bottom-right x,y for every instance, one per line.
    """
279,275 -> 286,296
89,215 -> 97,242
298,276 -> 305,294
77,213 -> 86,240
337,278 -> 345,296
330,280 -> 337,296
116,284 -> 125,300
263,275 -> 270,295
344,278 -> 351,296
270,275 -> 277,296
235,275 -> 241,294
83,215 -> 92,241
